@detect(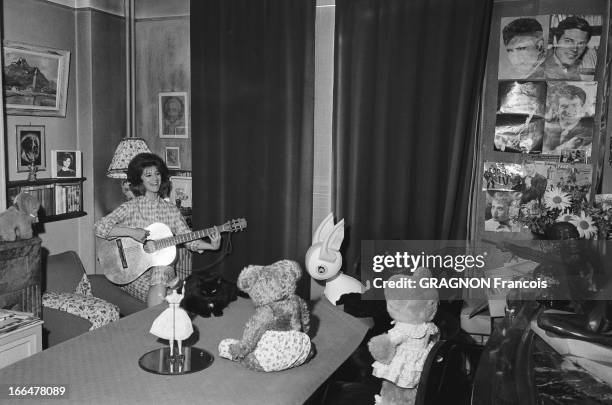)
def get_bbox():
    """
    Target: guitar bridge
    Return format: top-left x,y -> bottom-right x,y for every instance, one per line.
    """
116,239 -> 128,269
